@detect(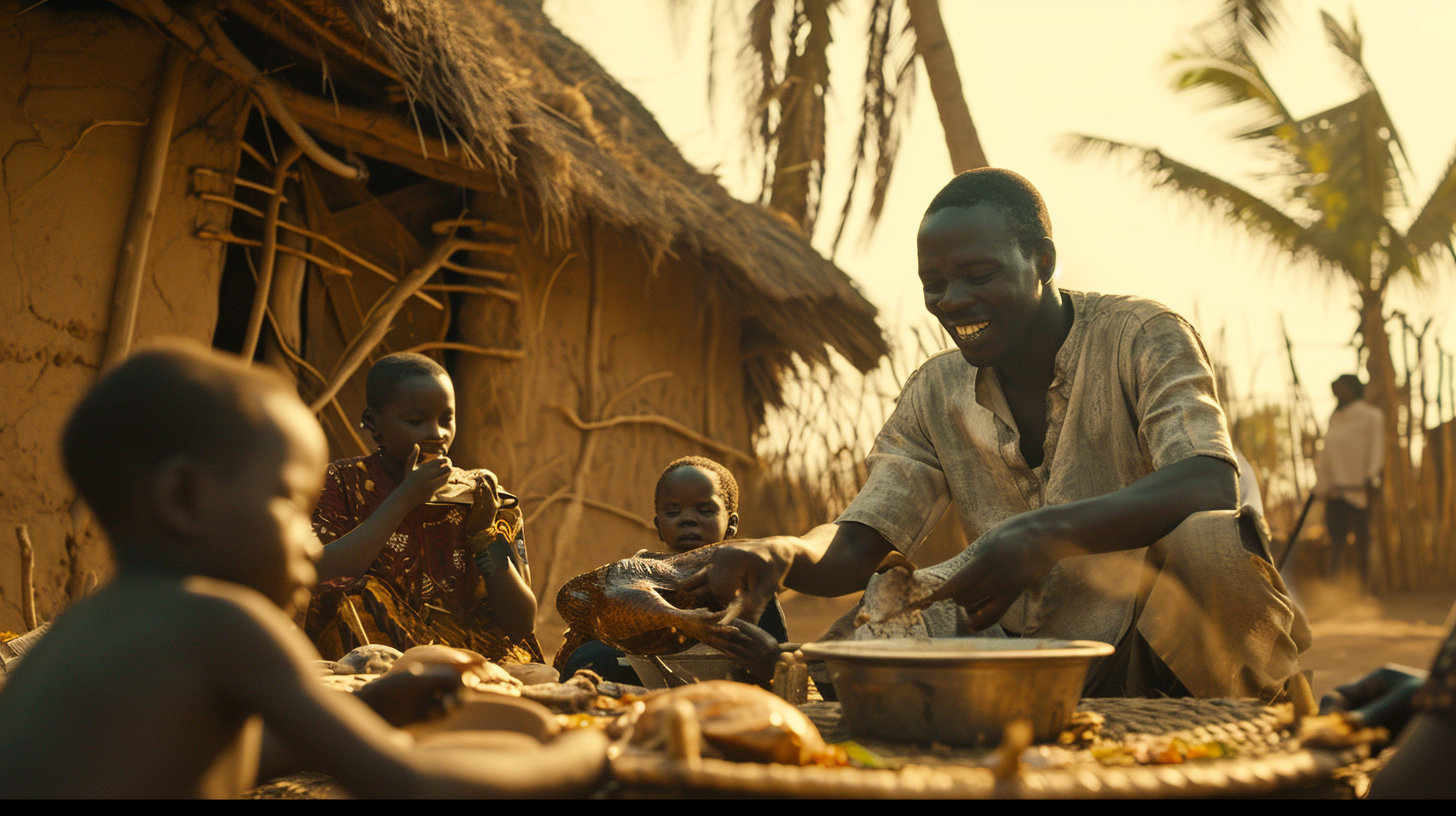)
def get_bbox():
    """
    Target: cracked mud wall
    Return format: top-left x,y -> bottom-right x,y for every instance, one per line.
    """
453,194 -> 755,658
0,8 -> 247,630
